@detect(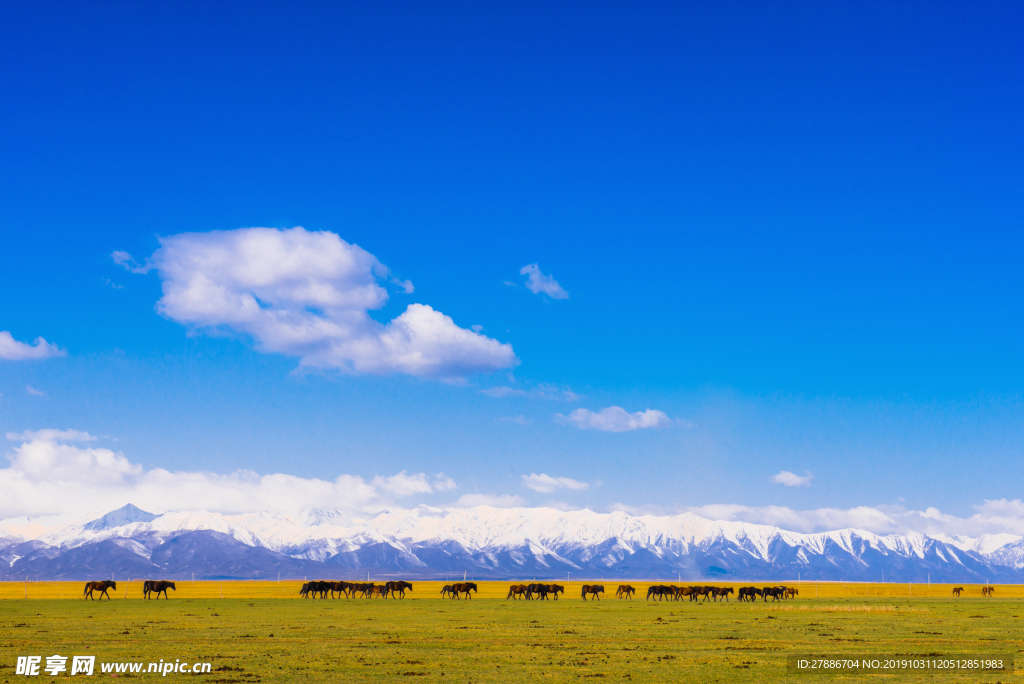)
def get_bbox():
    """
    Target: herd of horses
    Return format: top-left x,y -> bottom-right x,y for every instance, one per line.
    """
82,580 -> 176,600
82,579 -> 1002,602
300,580 -> 413,599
